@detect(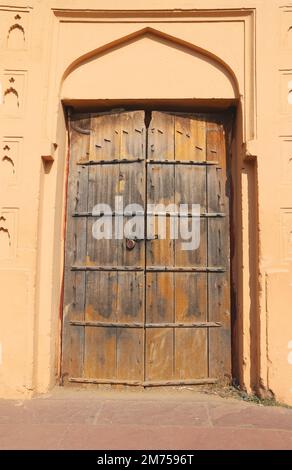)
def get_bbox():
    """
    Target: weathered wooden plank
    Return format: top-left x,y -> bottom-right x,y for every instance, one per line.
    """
62,116 -> 90,383
174,272 -> 208,379
191,118 -> 207,162
89,111 -> 145,161
174,115 -> 193,161
148,112 -> 175,160
116,328 -> 144,381
70,160 -> 89,375
118,161 -> 144,207
85,272 -> 118,322
83,271 -> 144,381
147,161 -> 175,267
89,113 -> 119,161
145,328 -> 174,381
146,113 -> 176,381
84,326 -> 117,379
175,329 -> 208,380
175,273 -> 207,323
174,132 -> 207,266
206,120 -> 231,381
83,268 -> 118,381
84,141 -> 118,379
146,216 -> 175,267
116,272 -> 144,322
208,273 -> 231,380
86,161 -> 119,268
115,113 -> 146,381
175,165 -> 206,209
145,273 -> 174,380
119,111 -> 146,160
174,218 -> 207,268
116,272 -> 144,380
83,112 -> 146,382
174,115 -> 206,162
118,161 -> 145,269
146,272 -> 174,324
206,121 -> 224,164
